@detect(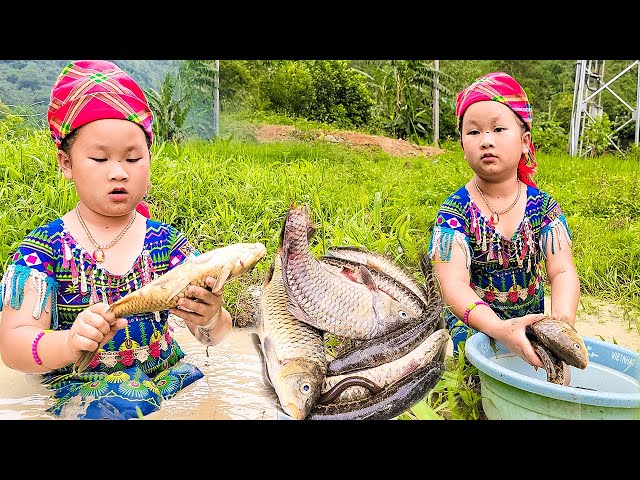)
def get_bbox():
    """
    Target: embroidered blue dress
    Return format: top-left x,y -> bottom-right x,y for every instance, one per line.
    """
0,218 -> 204,419
428,184 -> 571,354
